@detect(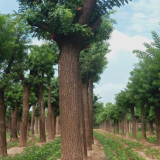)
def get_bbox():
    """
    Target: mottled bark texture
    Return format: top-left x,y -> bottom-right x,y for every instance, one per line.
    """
20,83 -> 32,147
